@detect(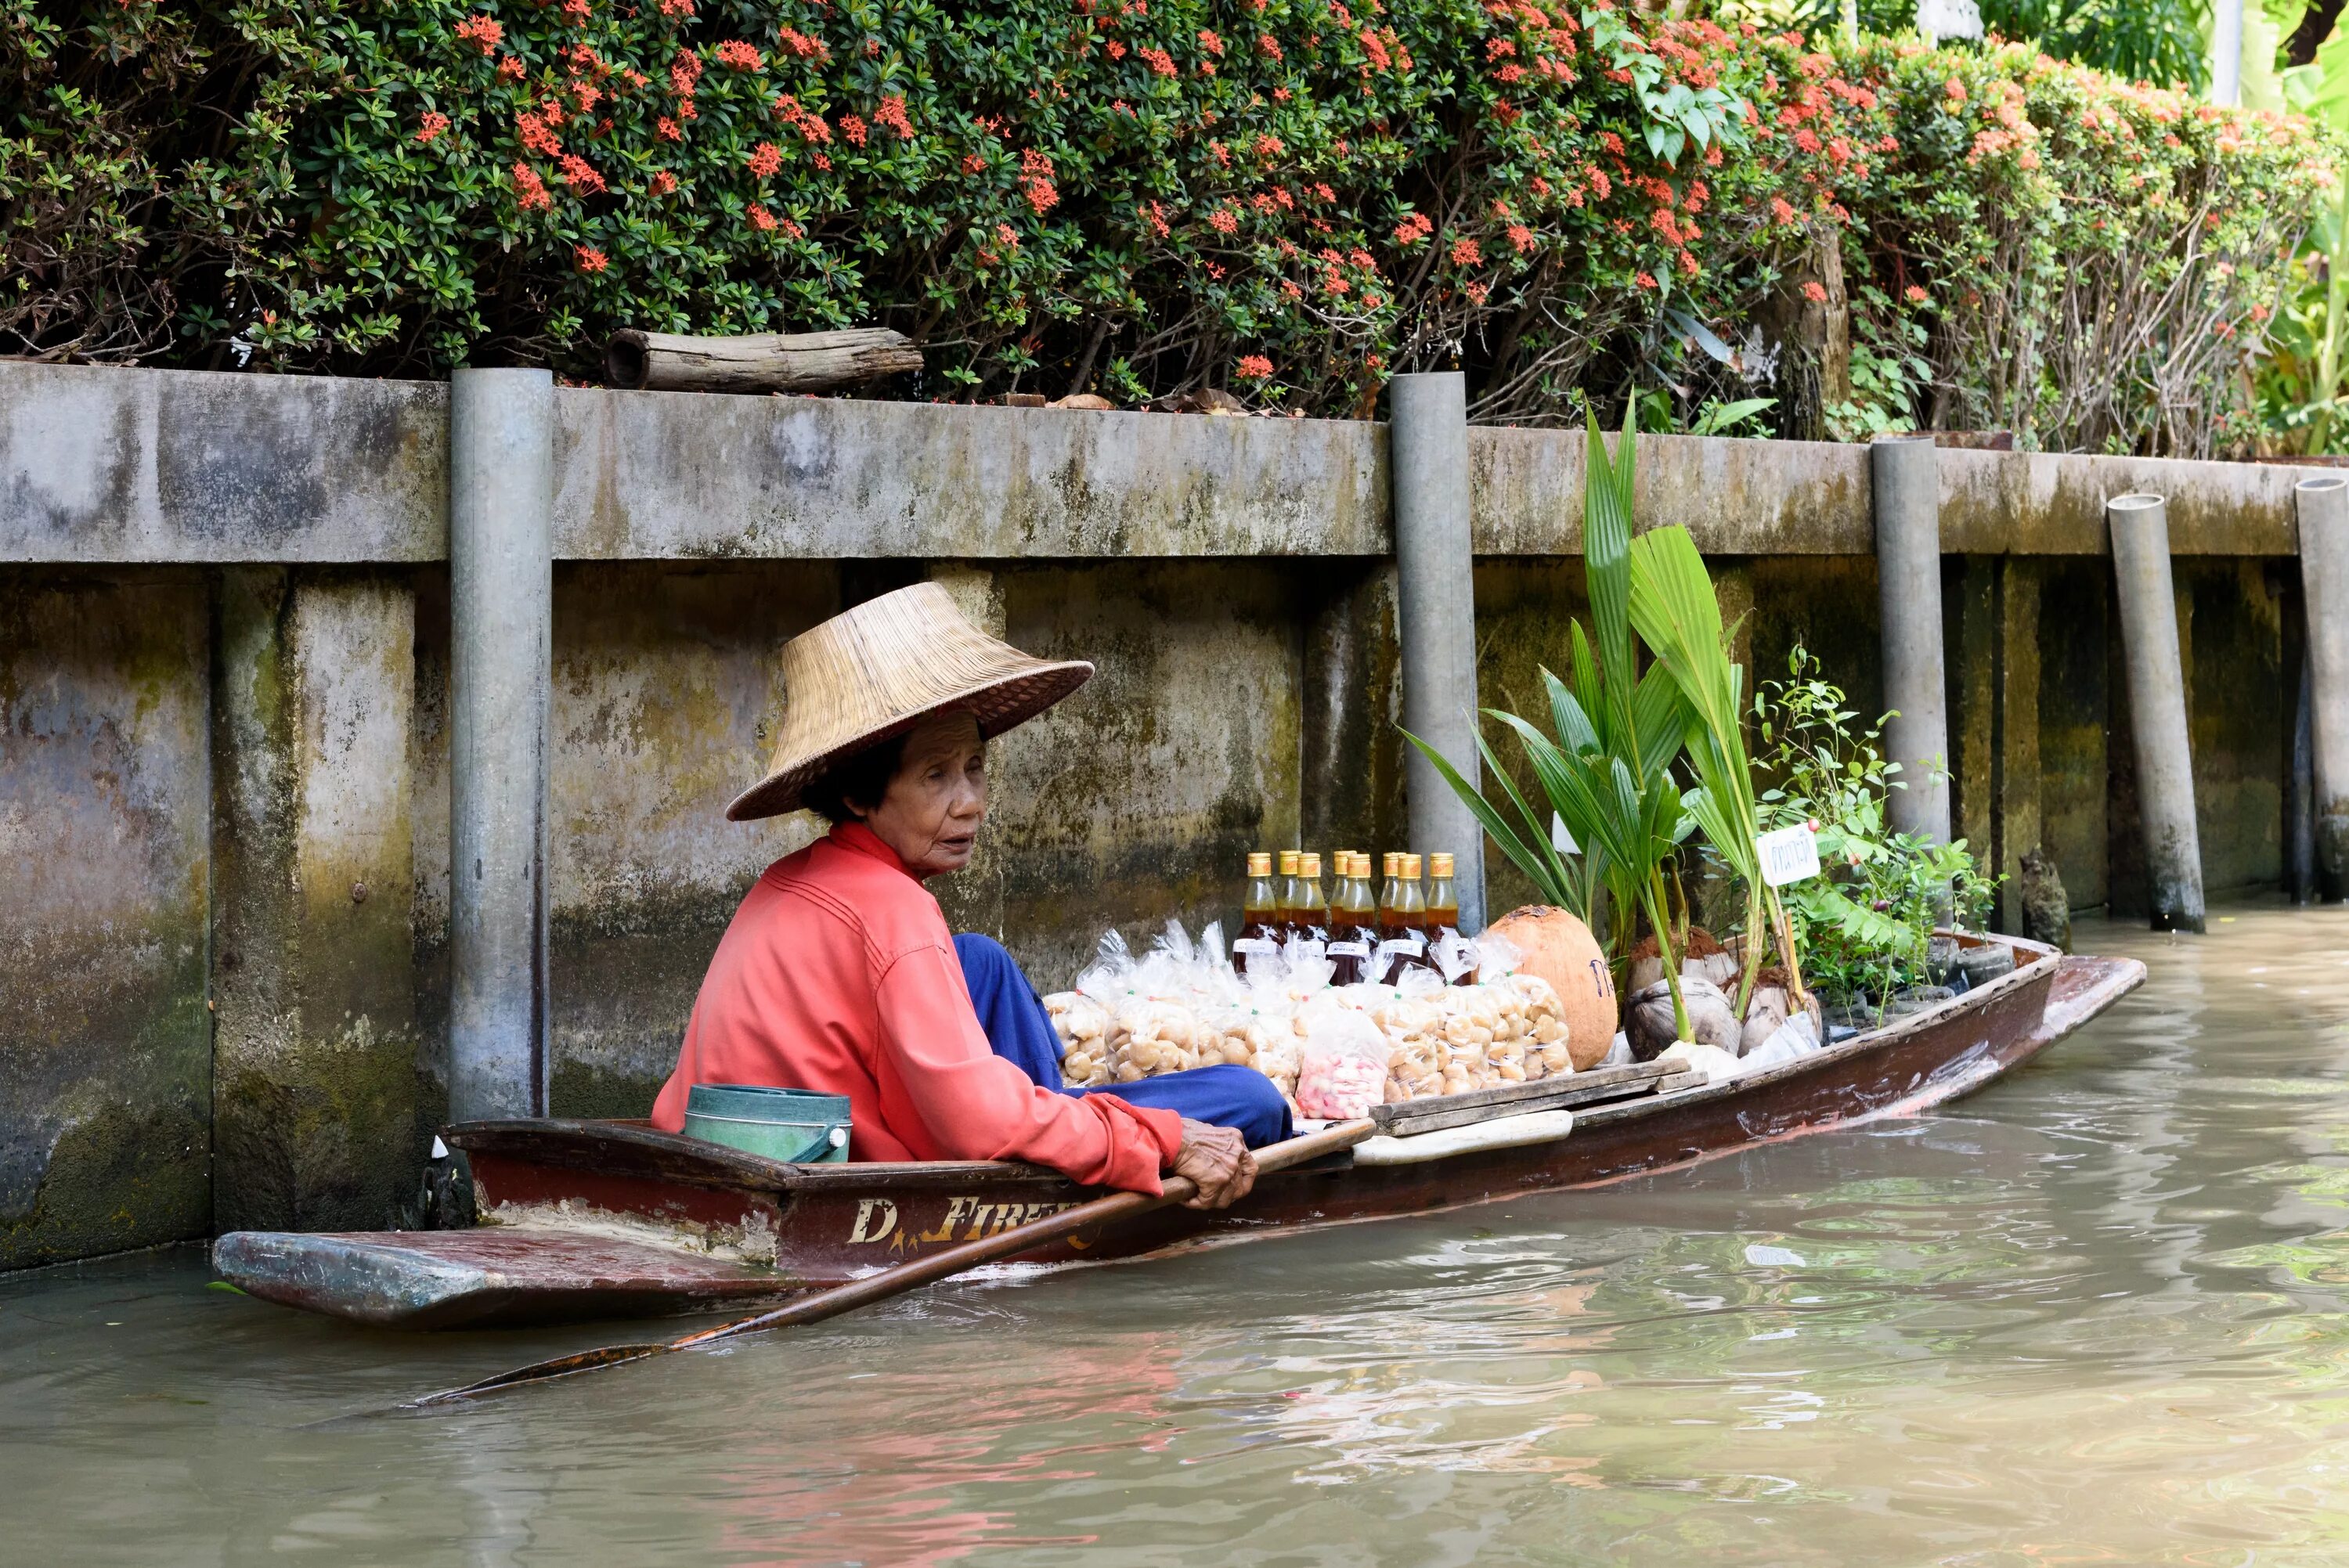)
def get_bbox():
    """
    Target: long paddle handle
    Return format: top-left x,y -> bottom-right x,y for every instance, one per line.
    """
402,1117 -> 1377,1408
670,1116 -> 1378,1349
